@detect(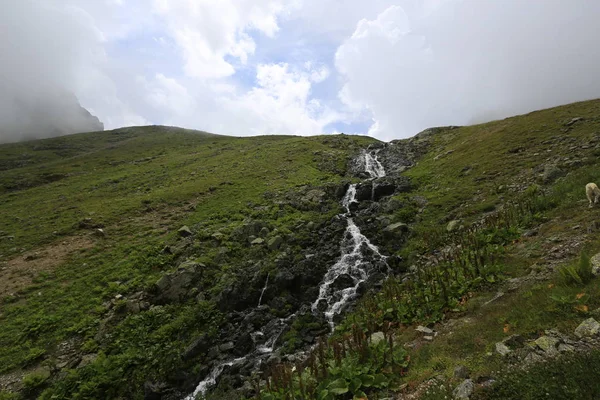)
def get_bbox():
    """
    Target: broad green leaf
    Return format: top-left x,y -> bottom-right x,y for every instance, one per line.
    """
373,373 -> 389,389
361,374 -> 375,387
349,377 -> 362,393
328,378 -> 349,395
